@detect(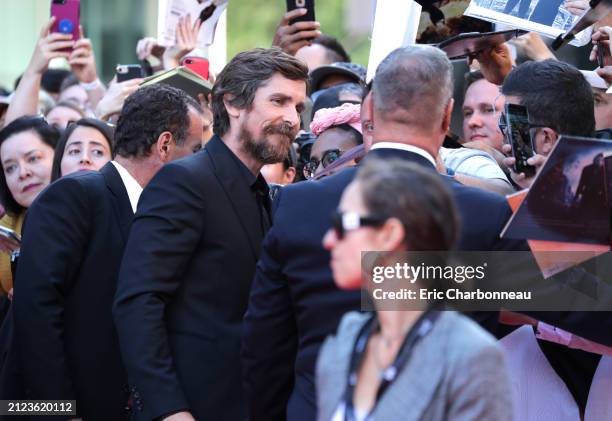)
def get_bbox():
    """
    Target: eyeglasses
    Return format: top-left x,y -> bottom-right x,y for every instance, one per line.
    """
303,149 -> 343,180
331,210 -> 385,240
498,112 -> 549,147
